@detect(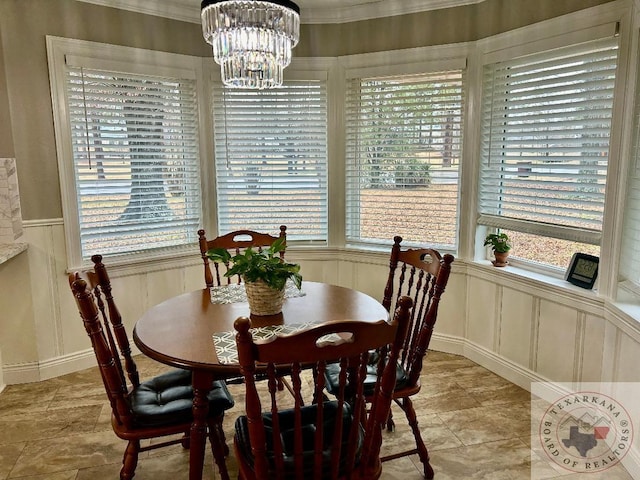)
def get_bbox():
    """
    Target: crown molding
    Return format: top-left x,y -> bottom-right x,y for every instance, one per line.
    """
300,0 -> 484,24
76,0 -> 201,23
75,0 -> 485,24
